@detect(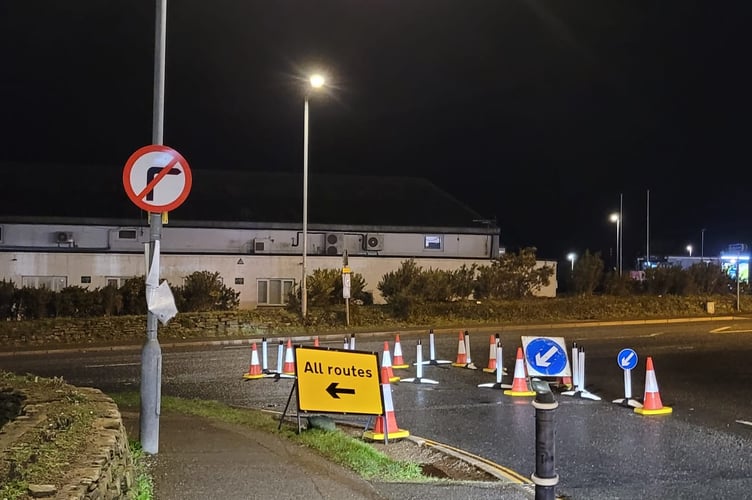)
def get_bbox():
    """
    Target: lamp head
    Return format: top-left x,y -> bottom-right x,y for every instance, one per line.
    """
309,74 -> 325,89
